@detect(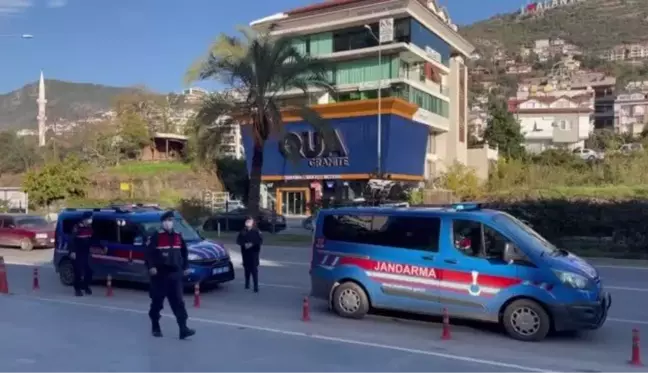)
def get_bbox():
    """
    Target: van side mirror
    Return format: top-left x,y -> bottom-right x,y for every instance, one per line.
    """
503,243 -> 525,264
